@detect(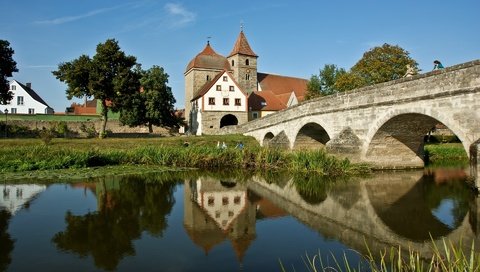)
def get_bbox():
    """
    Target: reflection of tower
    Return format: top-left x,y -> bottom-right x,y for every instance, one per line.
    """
183,177 -> 256,260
